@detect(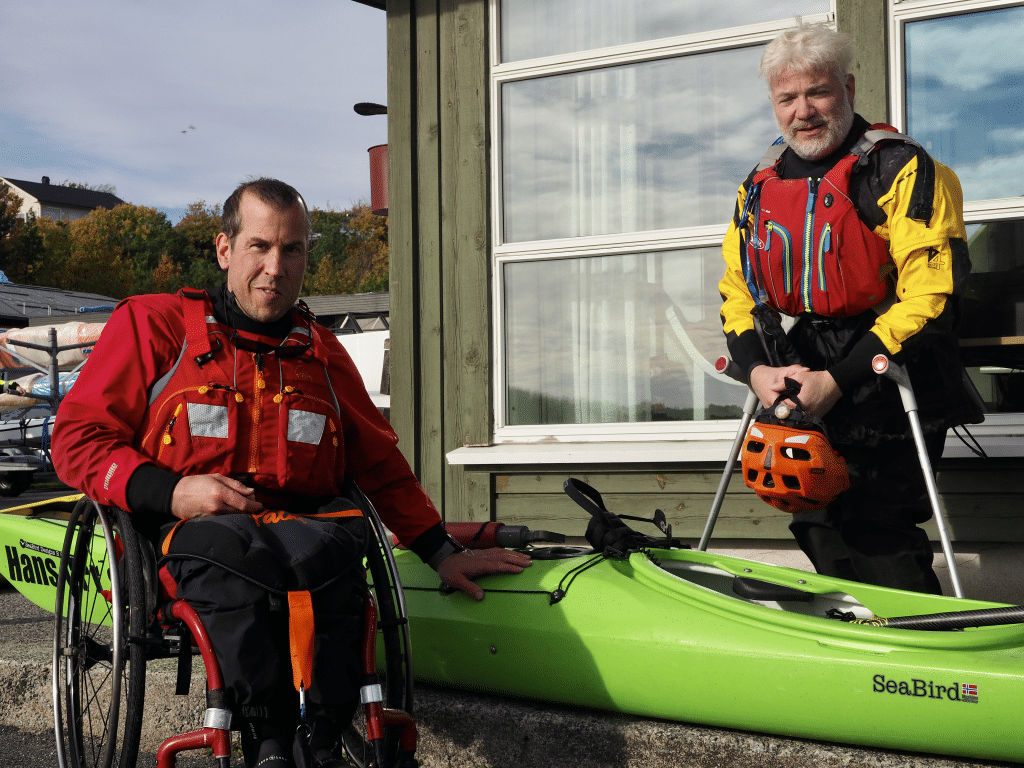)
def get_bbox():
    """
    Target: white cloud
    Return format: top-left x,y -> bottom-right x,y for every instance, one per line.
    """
906,10 -> 1024,92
